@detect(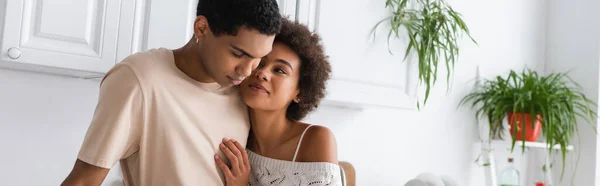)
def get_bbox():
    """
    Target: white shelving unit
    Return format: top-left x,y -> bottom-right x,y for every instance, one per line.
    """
483,140 -> 574,186
513,141 -> 574,151
490,140 -> 574,151
473,67 -> 575,186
